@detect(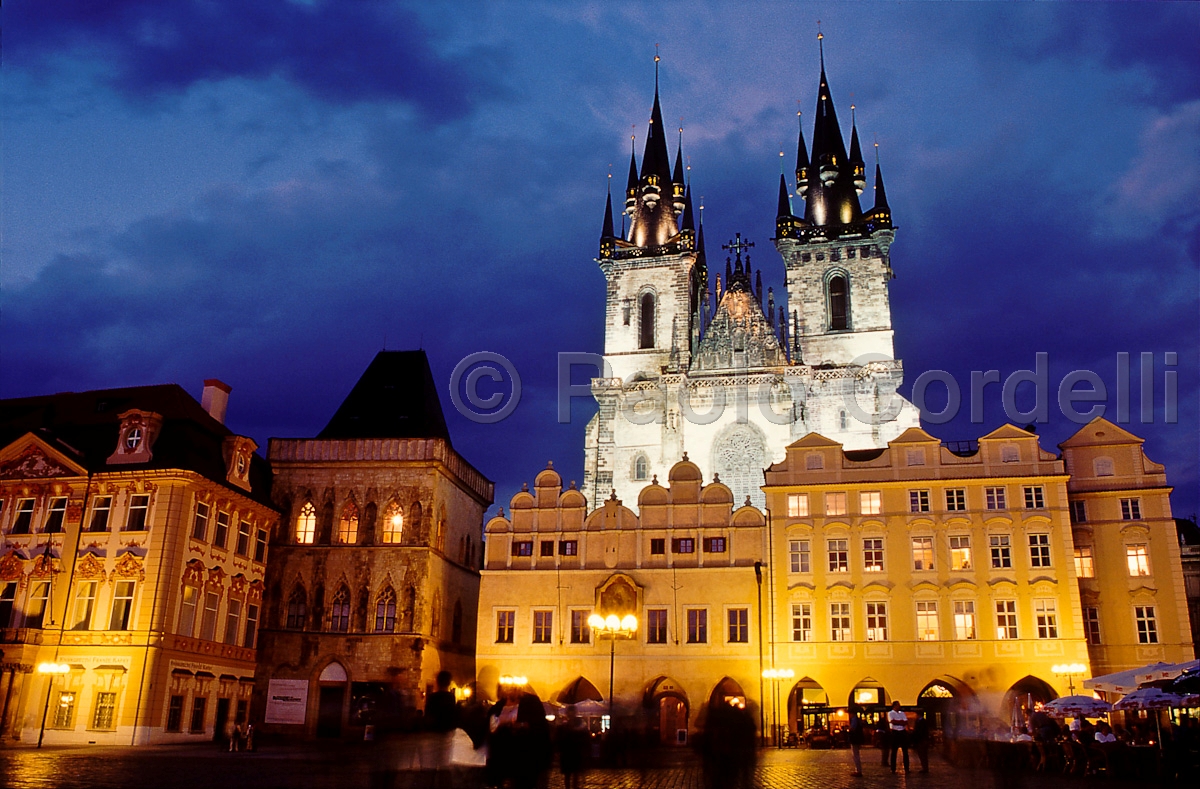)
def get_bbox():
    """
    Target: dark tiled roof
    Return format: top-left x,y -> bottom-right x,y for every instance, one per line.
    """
318,351 -> 451,443
0,384 -> 274,507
